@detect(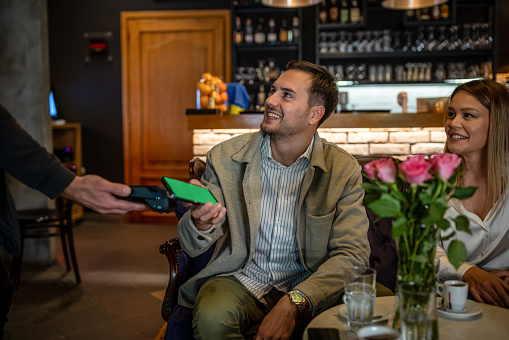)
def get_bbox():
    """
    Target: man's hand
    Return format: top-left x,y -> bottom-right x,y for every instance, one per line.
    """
186,179 -> 226,231
61,175 -> 147,214
463,266 -> 509,308
254,295 -> 298,340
